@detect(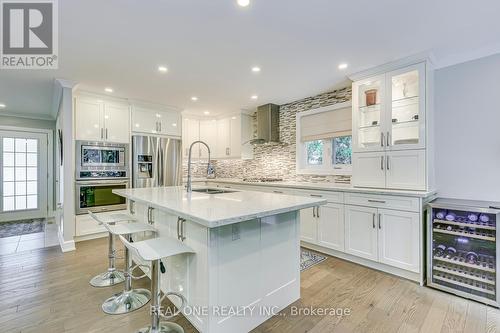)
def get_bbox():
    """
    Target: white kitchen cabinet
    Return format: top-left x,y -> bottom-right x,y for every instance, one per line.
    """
229,115 -> 242,157
215,118 -> 231,158
386,149 -> 425,190
377,209 -> 420,272
103,103 -> 130,143
344,205 -> 378,261
299,207 -> 317,243
199,120 -> 217,159
352,152 -> 385,188
182,118 -> 200,158
350,59 -> 432,191
74,96 -> 130,143
75,98 -> 102,141
317,203 -> 344,252
132,106 -> 181,137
